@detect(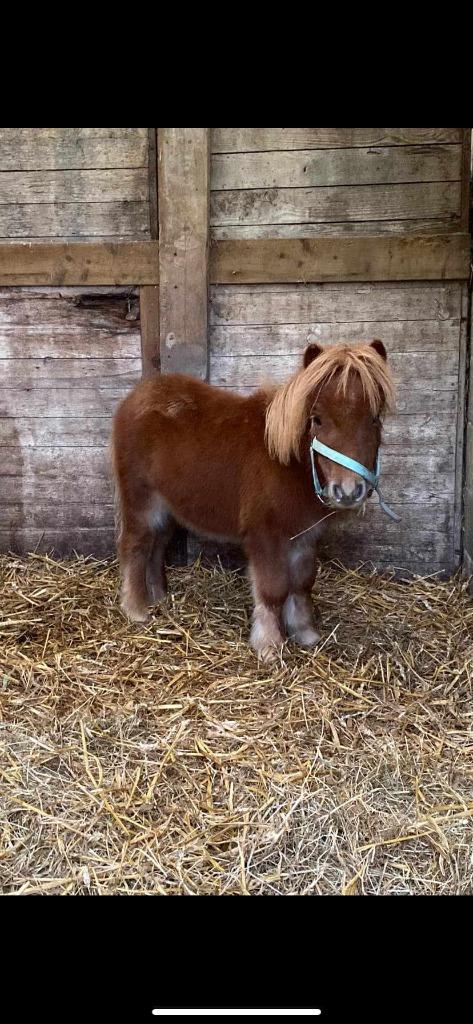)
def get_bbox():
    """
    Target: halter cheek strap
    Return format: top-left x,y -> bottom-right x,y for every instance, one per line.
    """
311,438 -> 401,523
